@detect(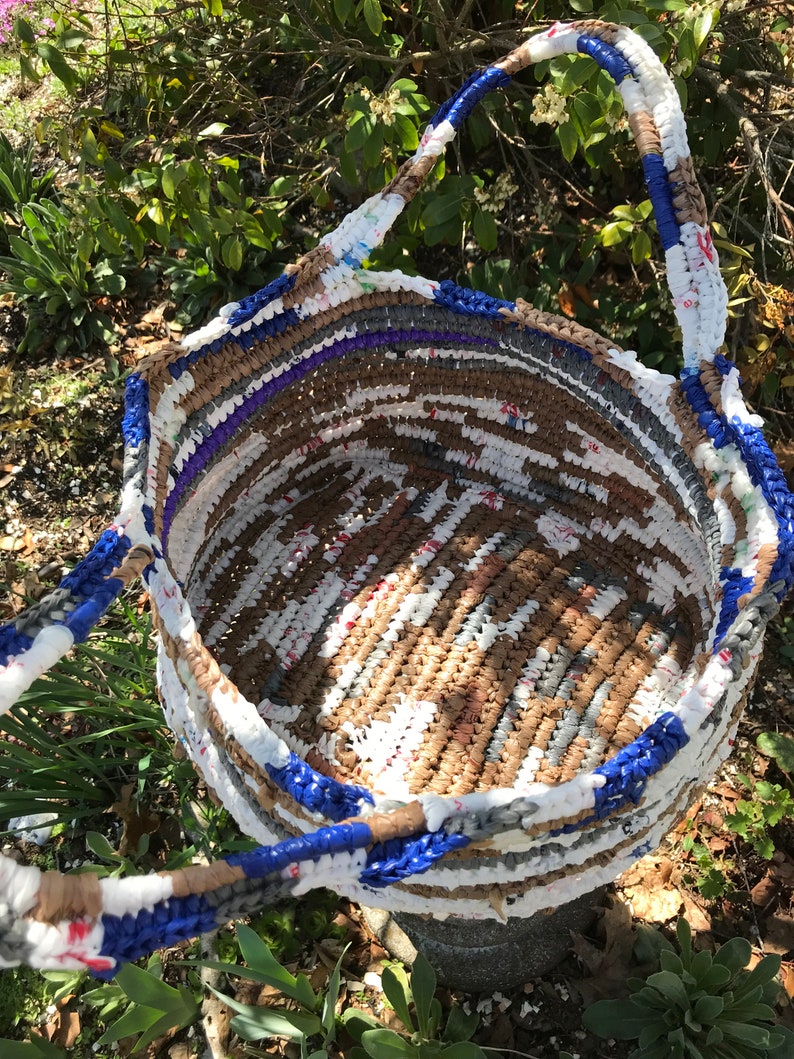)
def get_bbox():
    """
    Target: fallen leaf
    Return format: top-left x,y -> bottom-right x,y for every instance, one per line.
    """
681,893 -> 712,934
713,782 -> 741,801
52,1009 -> 80,1049
486,1012 -> 514,1051
771,854 -> 794,886
701,811 -> 724,829
557,285 -> 576,318
618,856 -> 683,922
781,961 -> 794,999
763,915 -> 794,957
706,836 -> 730,852
570,897 -> 635,1001
751,873 -> 780,910
0,533 -> 27,552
